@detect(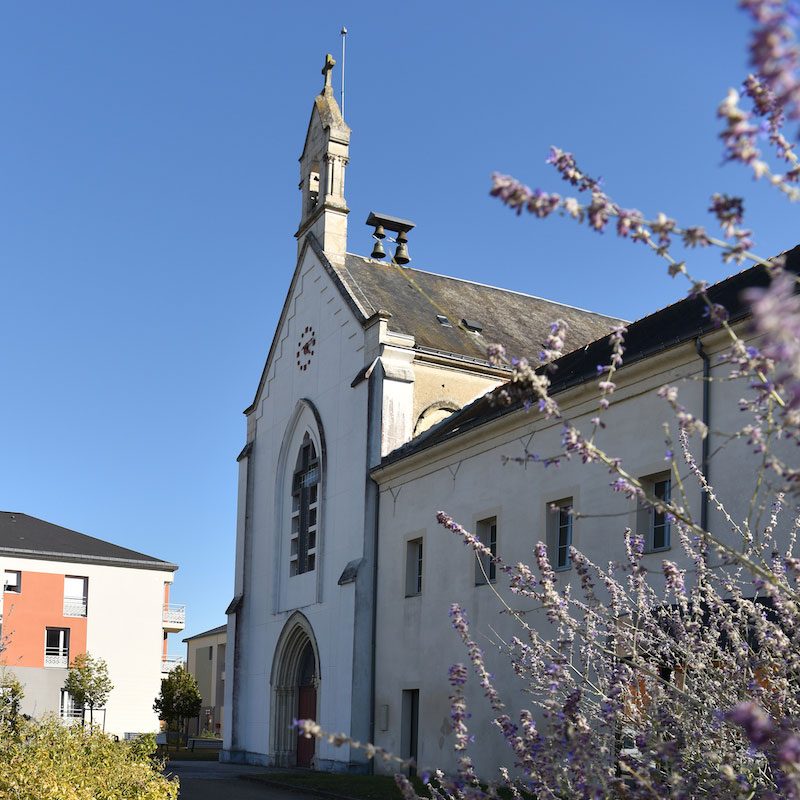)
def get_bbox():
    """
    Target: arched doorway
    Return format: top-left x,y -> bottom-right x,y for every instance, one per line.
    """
270,613 -> 320,767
